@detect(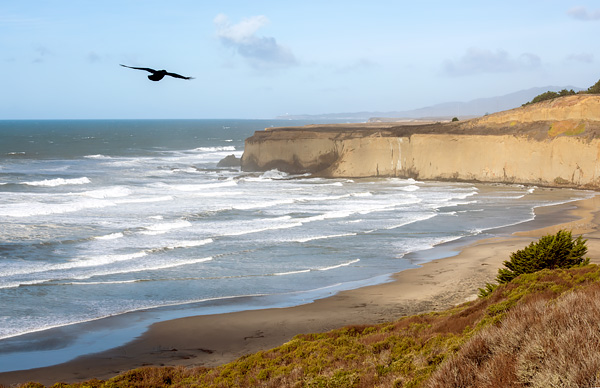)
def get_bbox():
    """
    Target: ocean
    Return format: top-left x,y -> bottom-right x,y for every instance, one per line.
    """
0,119 -> 594,372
